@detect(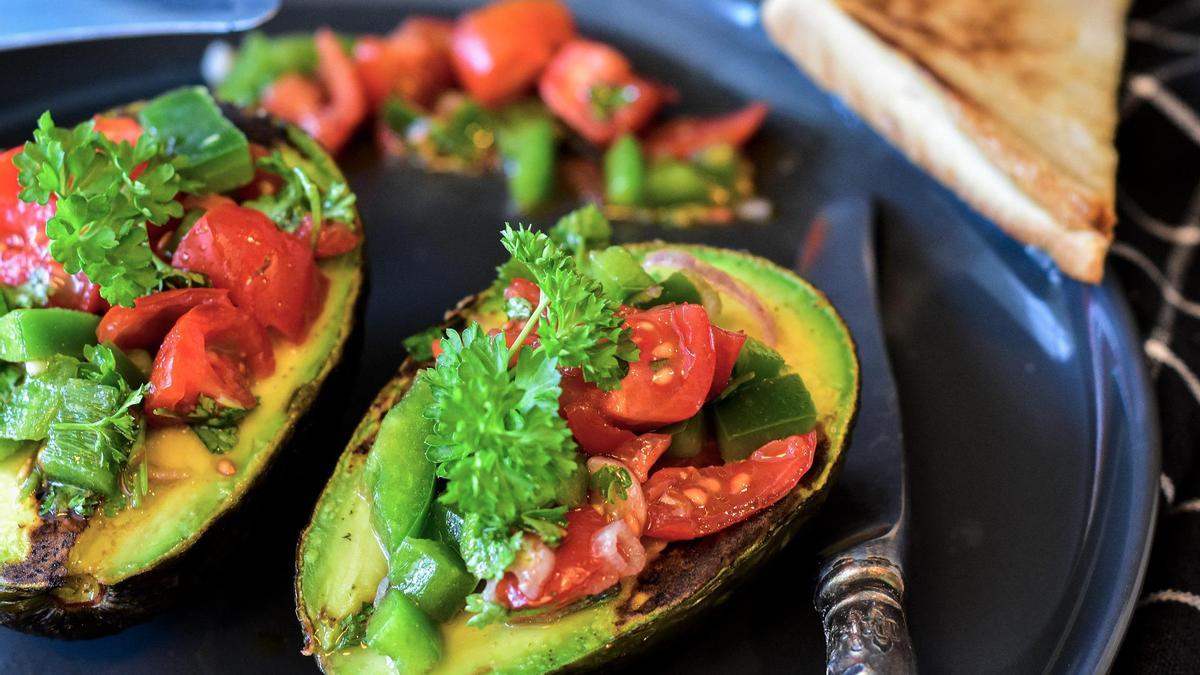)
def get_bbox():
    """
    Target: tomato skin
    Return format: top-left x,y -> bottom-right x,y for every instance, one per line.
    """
262,73 -> 324,123
355,17 -> 455,109
602,303 -> 716,429
451,0 -> 576,107
173,204 -> 325,342
644,432 -> 818,540
294,215 -> 363,258
90,115 -> 144,146
538,40 -> 665,146
504,277 -> 541,307
560,369 -> 636,452
497,506 -> 614,610
708,326 -> 746,398
642,102 -> 768,159
145,303 -> 275,425
607,433 -> 671,483
264,29 -> 367,153
97,288 -> 234,351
